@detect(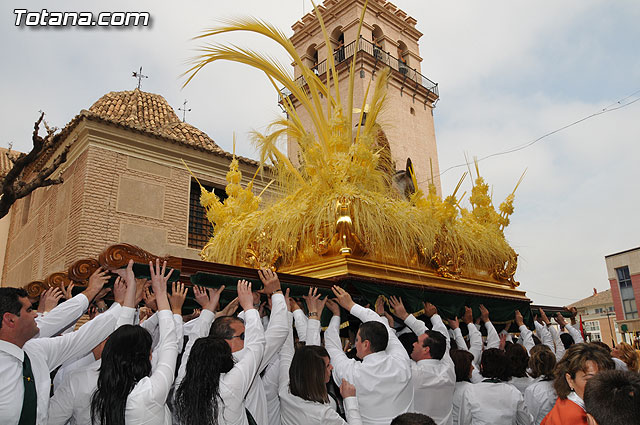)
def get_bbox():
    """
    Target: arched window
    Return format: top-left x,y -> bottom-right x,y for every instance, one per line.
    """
306,44 -> 319,74
331,27 -> 345,63
372,25 -> 385,60
397,40 -> 409,74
